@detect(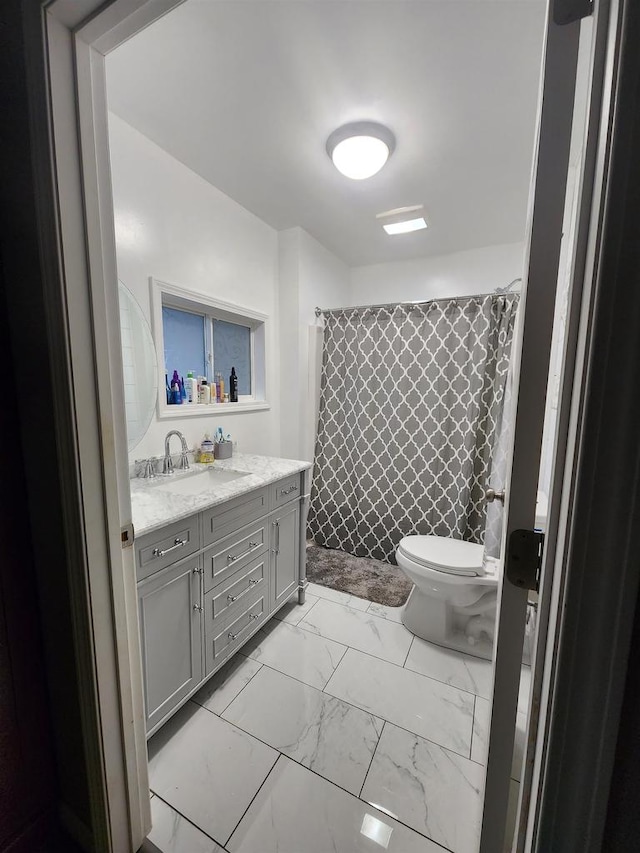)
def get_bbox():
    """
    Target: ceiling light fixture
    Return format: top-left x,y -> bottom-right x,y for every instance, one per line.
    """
376,205 -> 428,236
326,122 -> 395,180
383,218 -> 428,235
